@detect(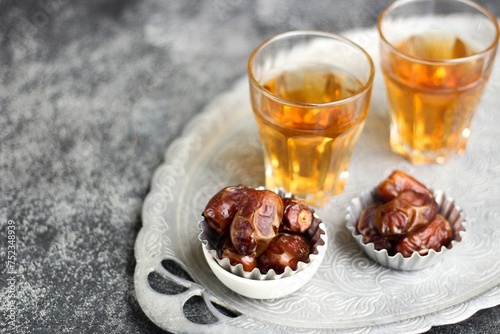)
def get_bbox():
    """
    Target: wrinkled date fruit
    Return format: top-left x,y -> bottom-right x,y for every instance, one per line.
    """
374,190 -> 438,237
376,170 -> 434,202
203,184 -> 249,236
230,189 -> 283,257
258,233 -> 310,274
282,198 -> 313,233
220,236 -> 258,272
394,214 -> 453,257
357,204 -> 394,251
